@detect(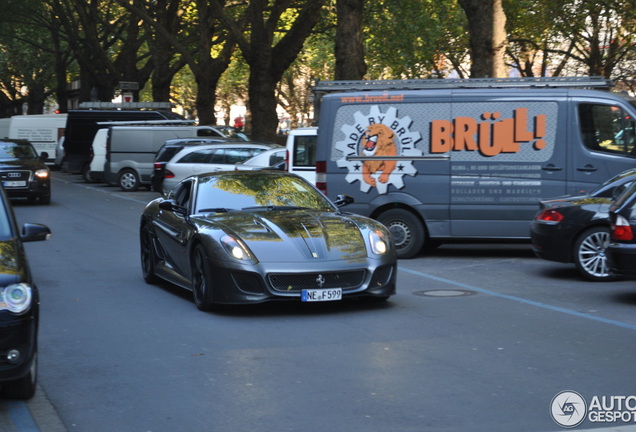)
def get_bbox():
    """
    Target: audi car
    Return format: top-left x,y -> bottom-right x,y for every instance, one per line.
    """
139,171 -> 397,311
0,139 -> 51,204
